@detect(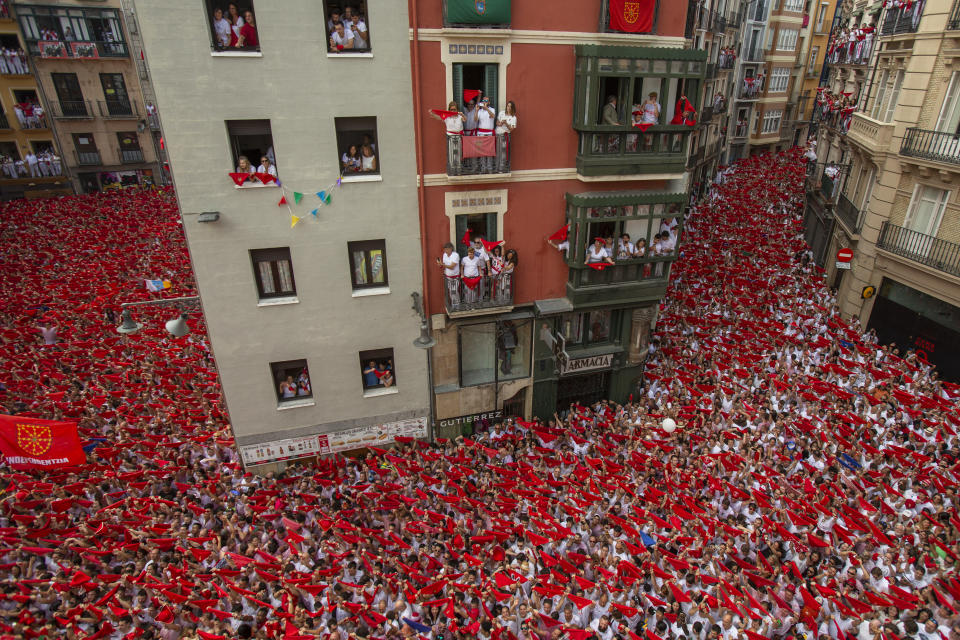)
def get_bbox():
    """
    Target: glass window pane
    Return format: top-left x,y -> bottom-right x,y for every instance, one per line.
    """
369,249 -> 385,284
276,260 -> 293,293
563,312 -> 584,345
499,320 -> 531,381
461,324 -> 496,386
587,311 -> 611,344
353,250 -> 368,285
258,261 -> 275,294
